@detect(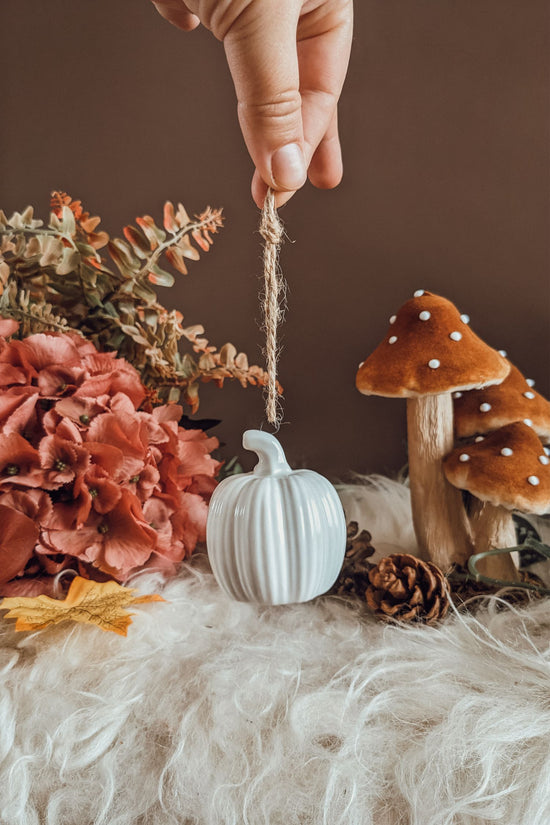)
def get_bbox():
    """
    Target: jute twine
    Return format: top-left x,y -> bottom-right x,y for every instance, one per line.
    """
259,188 -> 286,429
